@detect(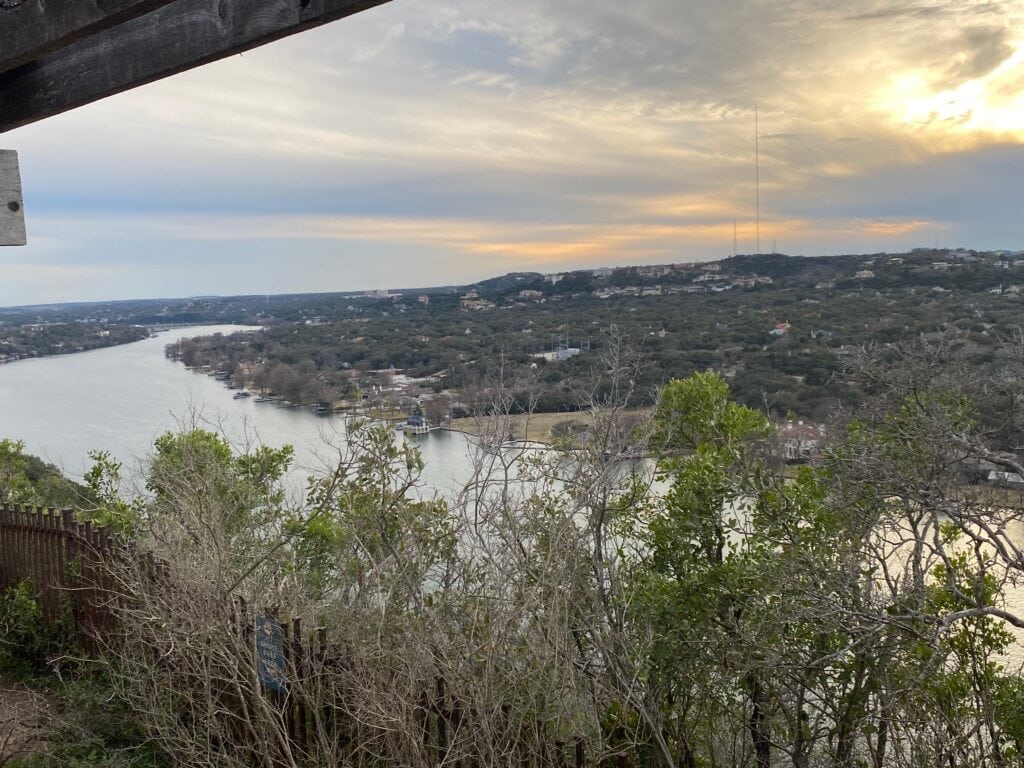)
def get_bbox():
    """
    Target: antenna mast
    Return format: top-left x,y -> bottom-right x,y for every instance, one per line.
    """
755,105 -> 760,256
